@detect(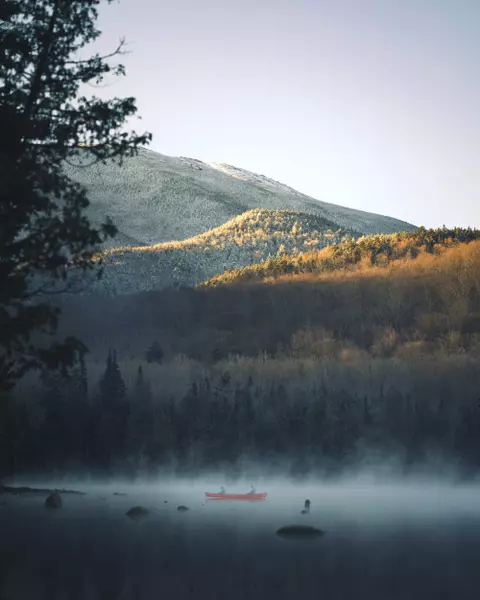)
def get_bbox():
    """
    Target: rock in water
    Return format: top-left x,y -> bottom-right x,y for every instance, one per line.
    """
126,506 -> 149,520
276,525 -> 325,540
45,492 -> 62,509
177,505 -> 189,512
